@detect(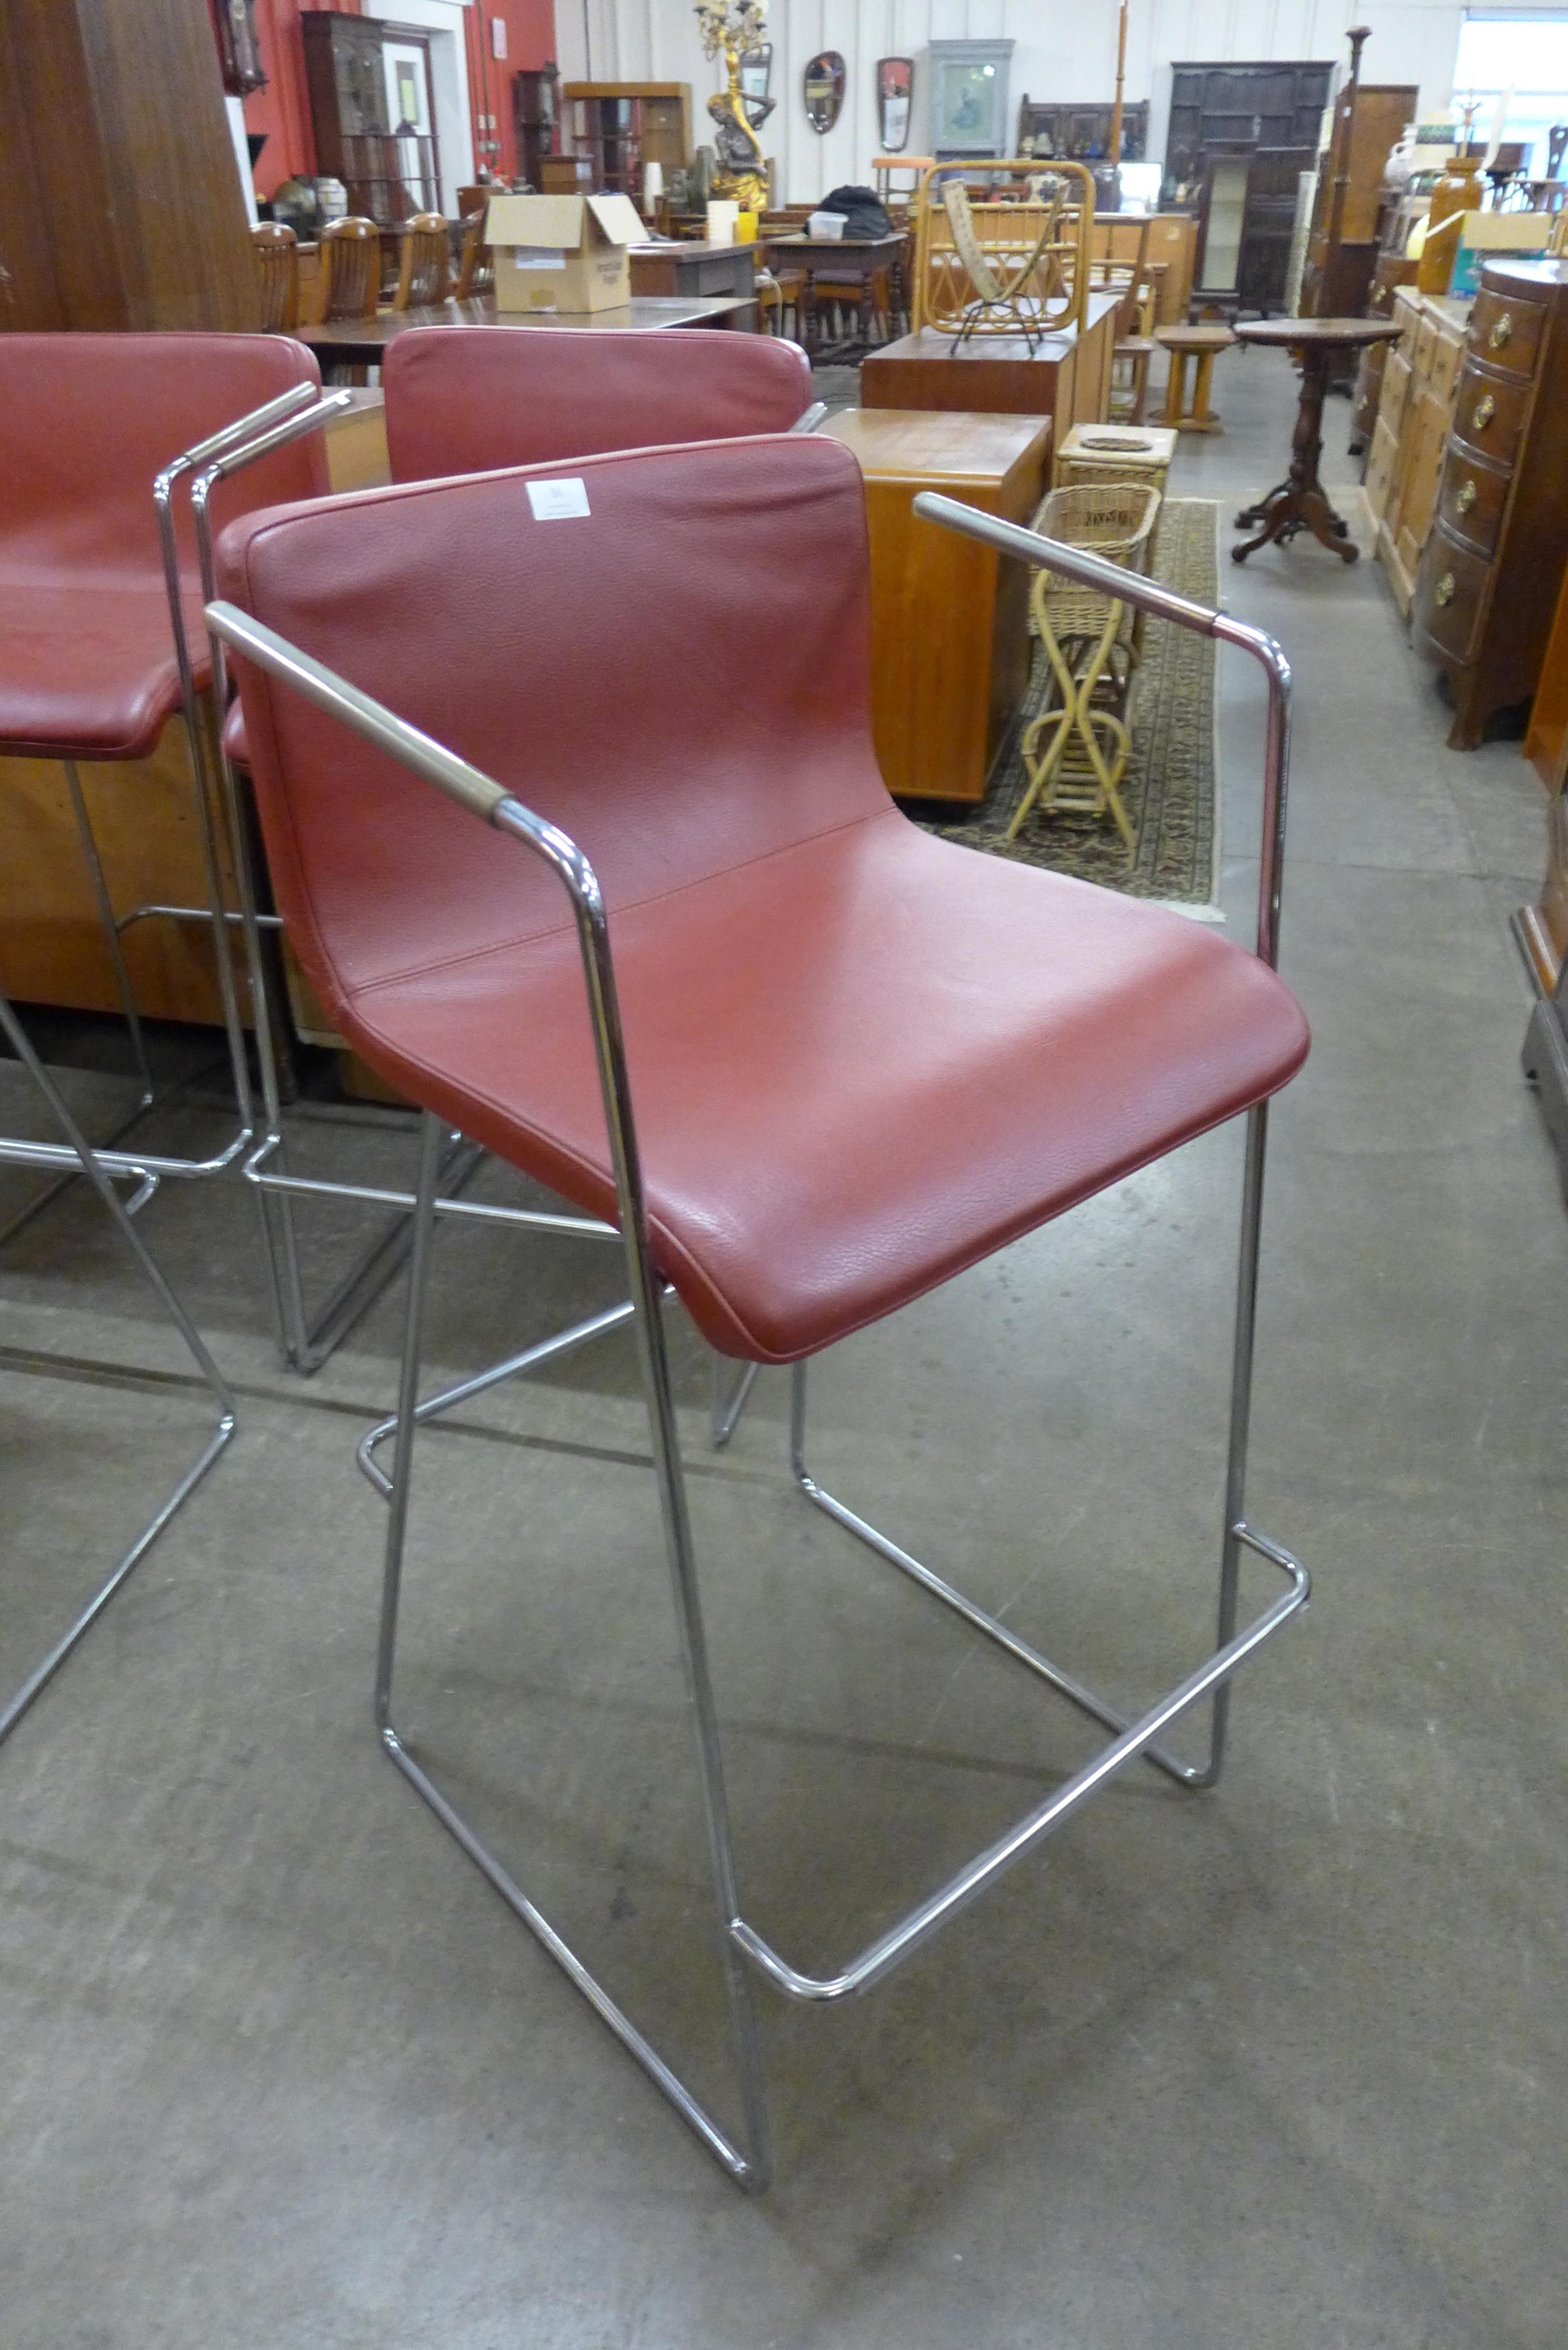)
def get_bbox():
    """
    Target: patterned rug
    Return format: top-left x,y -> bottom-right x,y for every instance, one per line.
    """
921,498 -> 1222,907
